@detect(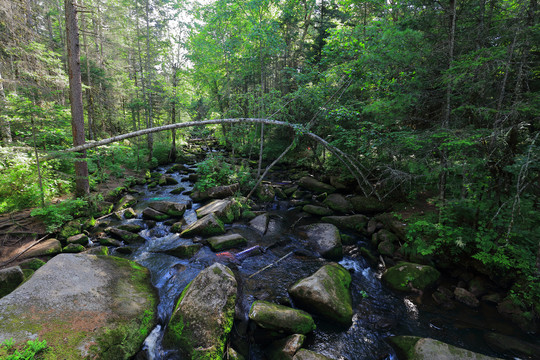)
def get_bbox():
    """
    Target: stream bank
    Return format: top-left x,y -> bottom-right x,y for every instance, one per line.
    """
1,156 -> 539,360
